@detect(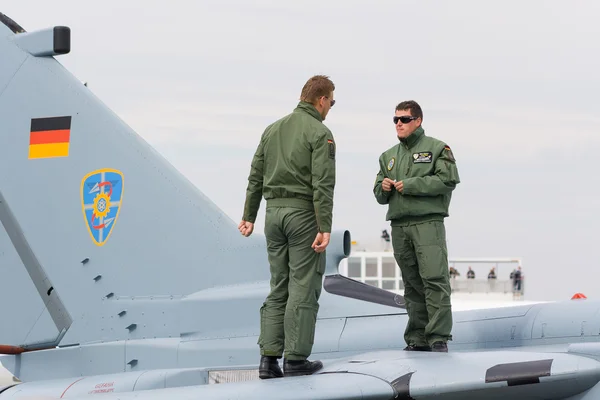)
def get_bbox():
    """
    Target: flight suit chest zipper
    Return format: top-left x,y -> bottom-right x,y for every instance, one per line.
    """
403,145 -> 413,177
397,148 -> 411,180
392,147 -> 401,181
